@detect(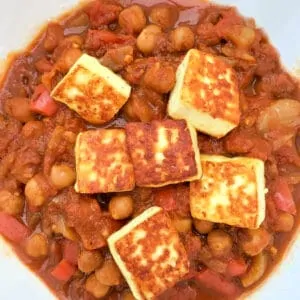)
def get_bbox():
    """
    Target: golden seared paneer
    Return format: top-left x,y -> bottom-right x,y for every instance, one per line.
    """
168,49 -> 240,138
108,206 -> 189,300
51,54 -> 131,124
125,119 -> 202,187
190,155 -> 266,229
75,129 -> 135,194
